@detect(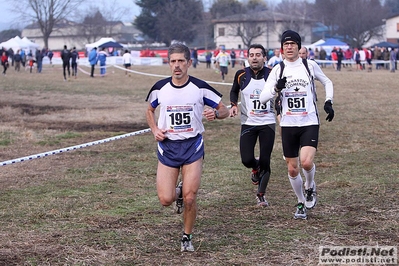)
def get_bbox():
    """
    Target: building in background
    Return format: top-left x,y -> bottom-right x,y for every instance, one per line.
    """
21,19 -> 147,51
212,10 -> 314,50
